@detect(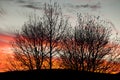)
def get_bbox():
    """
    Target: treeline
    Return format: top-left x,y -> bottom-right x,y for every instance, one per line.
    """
8,2 -> 120,74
